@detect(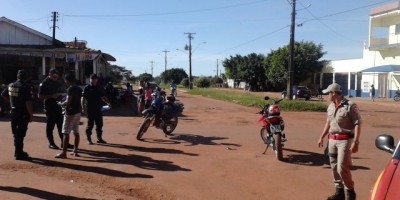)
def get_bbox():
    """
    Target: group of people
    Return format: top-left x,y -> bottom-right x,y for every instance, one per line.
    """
1,69 -> 111,160
2,70 -> 361,199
